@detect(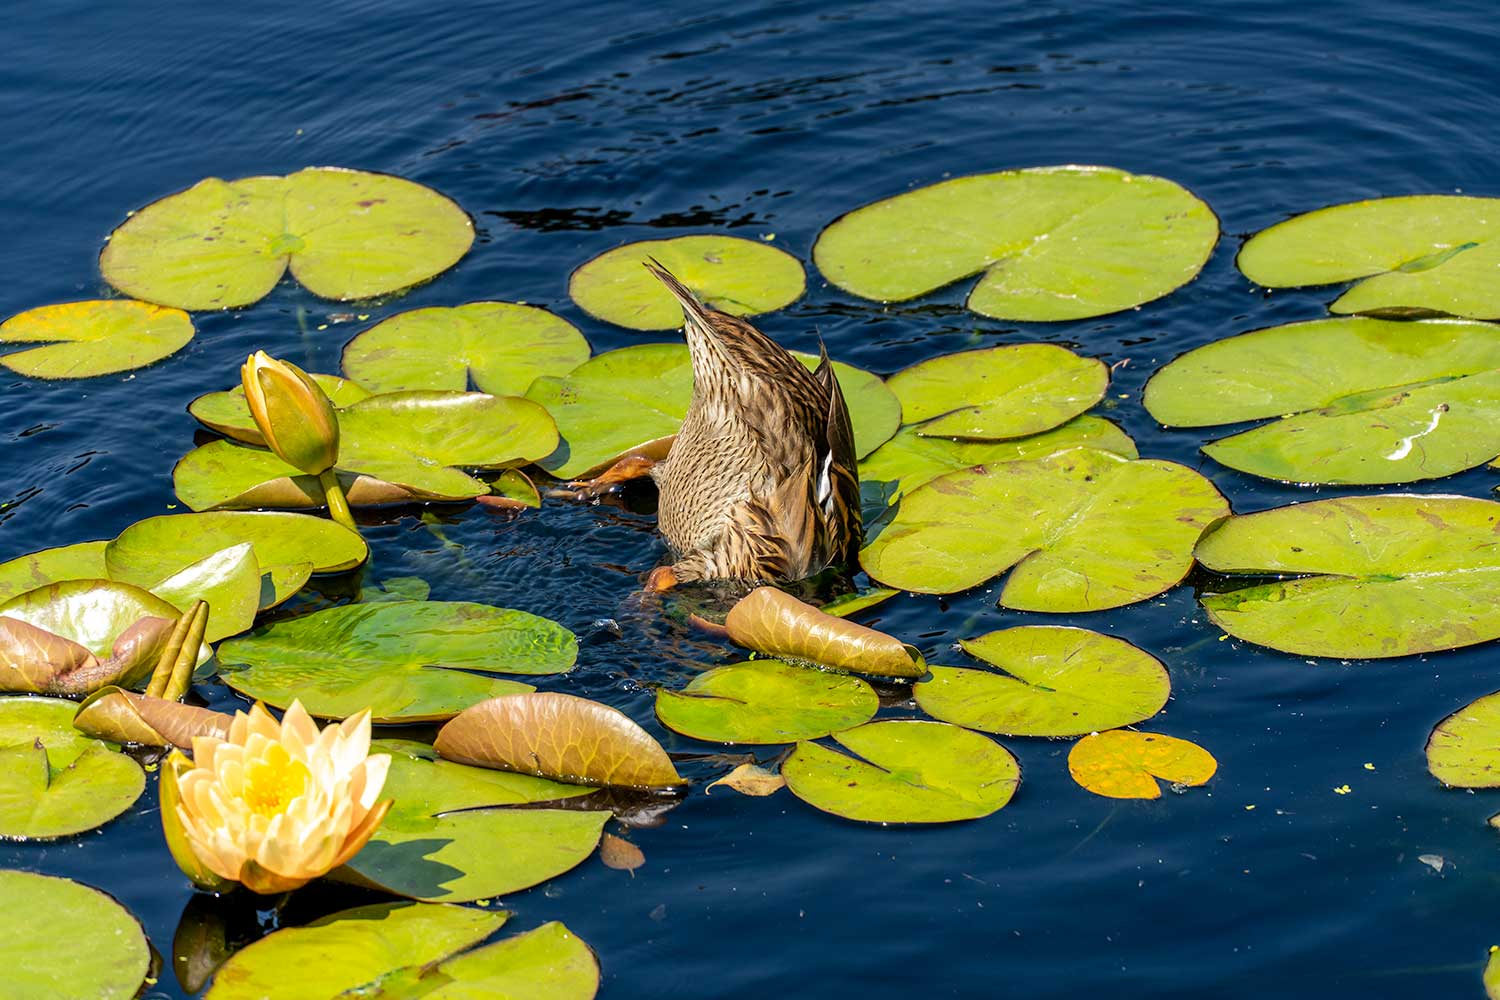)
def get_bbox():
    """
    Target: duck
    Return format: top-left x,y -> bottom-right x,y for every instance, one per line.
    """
635,262 -> 863,590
